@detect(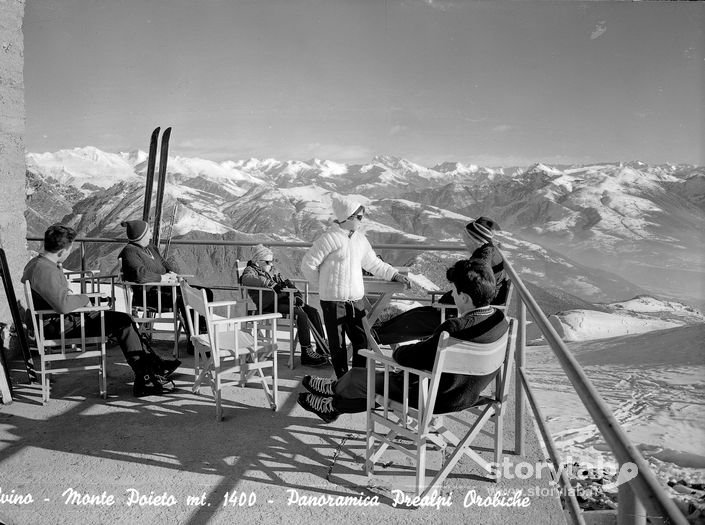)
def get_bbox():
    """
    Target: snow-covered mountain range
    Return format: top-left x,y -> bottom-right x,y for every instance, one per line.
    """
25,146 -> 705,312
